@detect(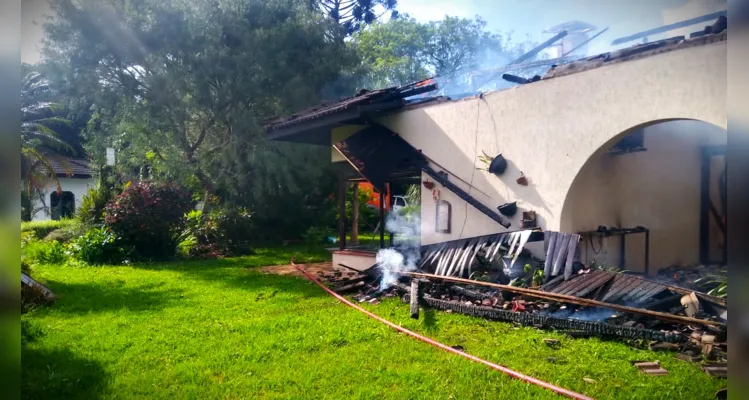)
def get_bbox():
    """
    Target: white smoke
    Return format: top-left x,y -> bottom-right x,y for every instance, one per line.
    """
377,208 -> 421,290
